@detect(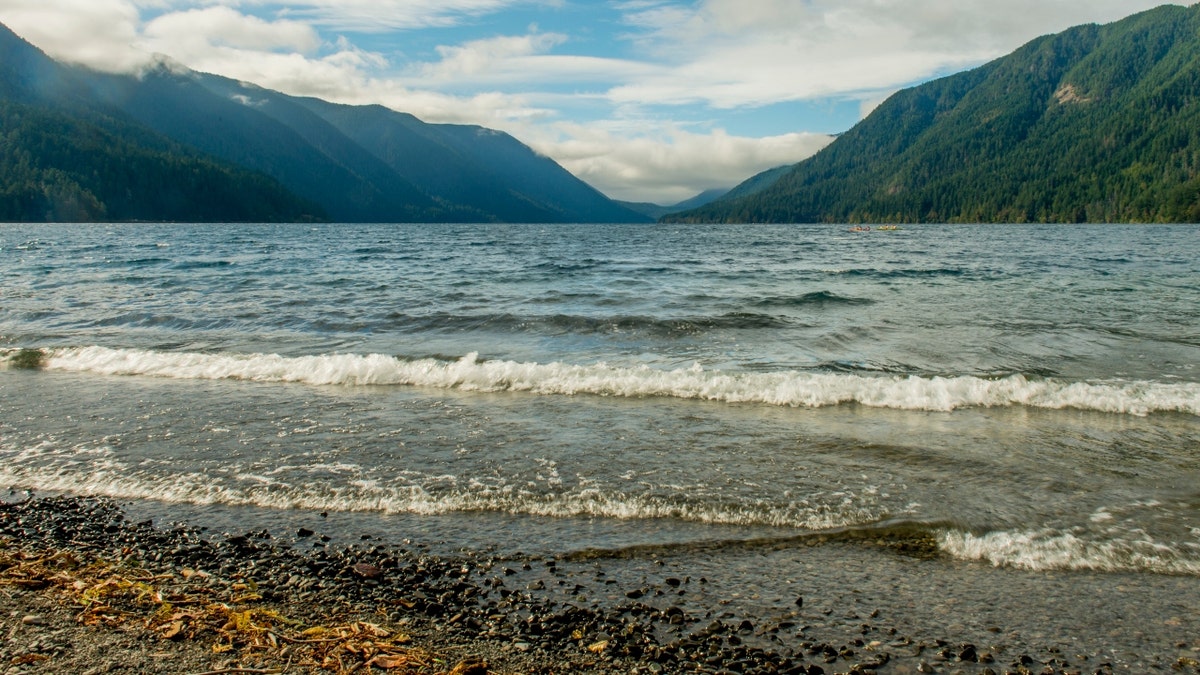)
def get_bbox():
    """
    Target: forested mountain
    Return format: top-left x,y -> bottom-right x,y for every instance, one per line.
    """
0,27 -> 321,222
668,4 -> 1200,224
0,23 -> 649,223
